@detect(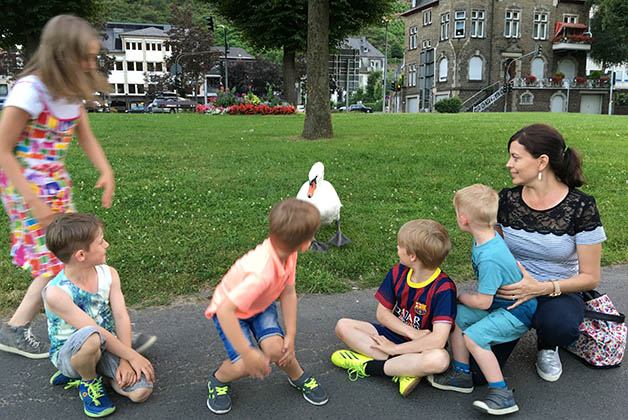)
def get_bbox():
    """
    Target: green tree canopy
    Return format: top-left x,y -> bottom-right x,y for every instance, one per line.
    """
589,0 -> 628,66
